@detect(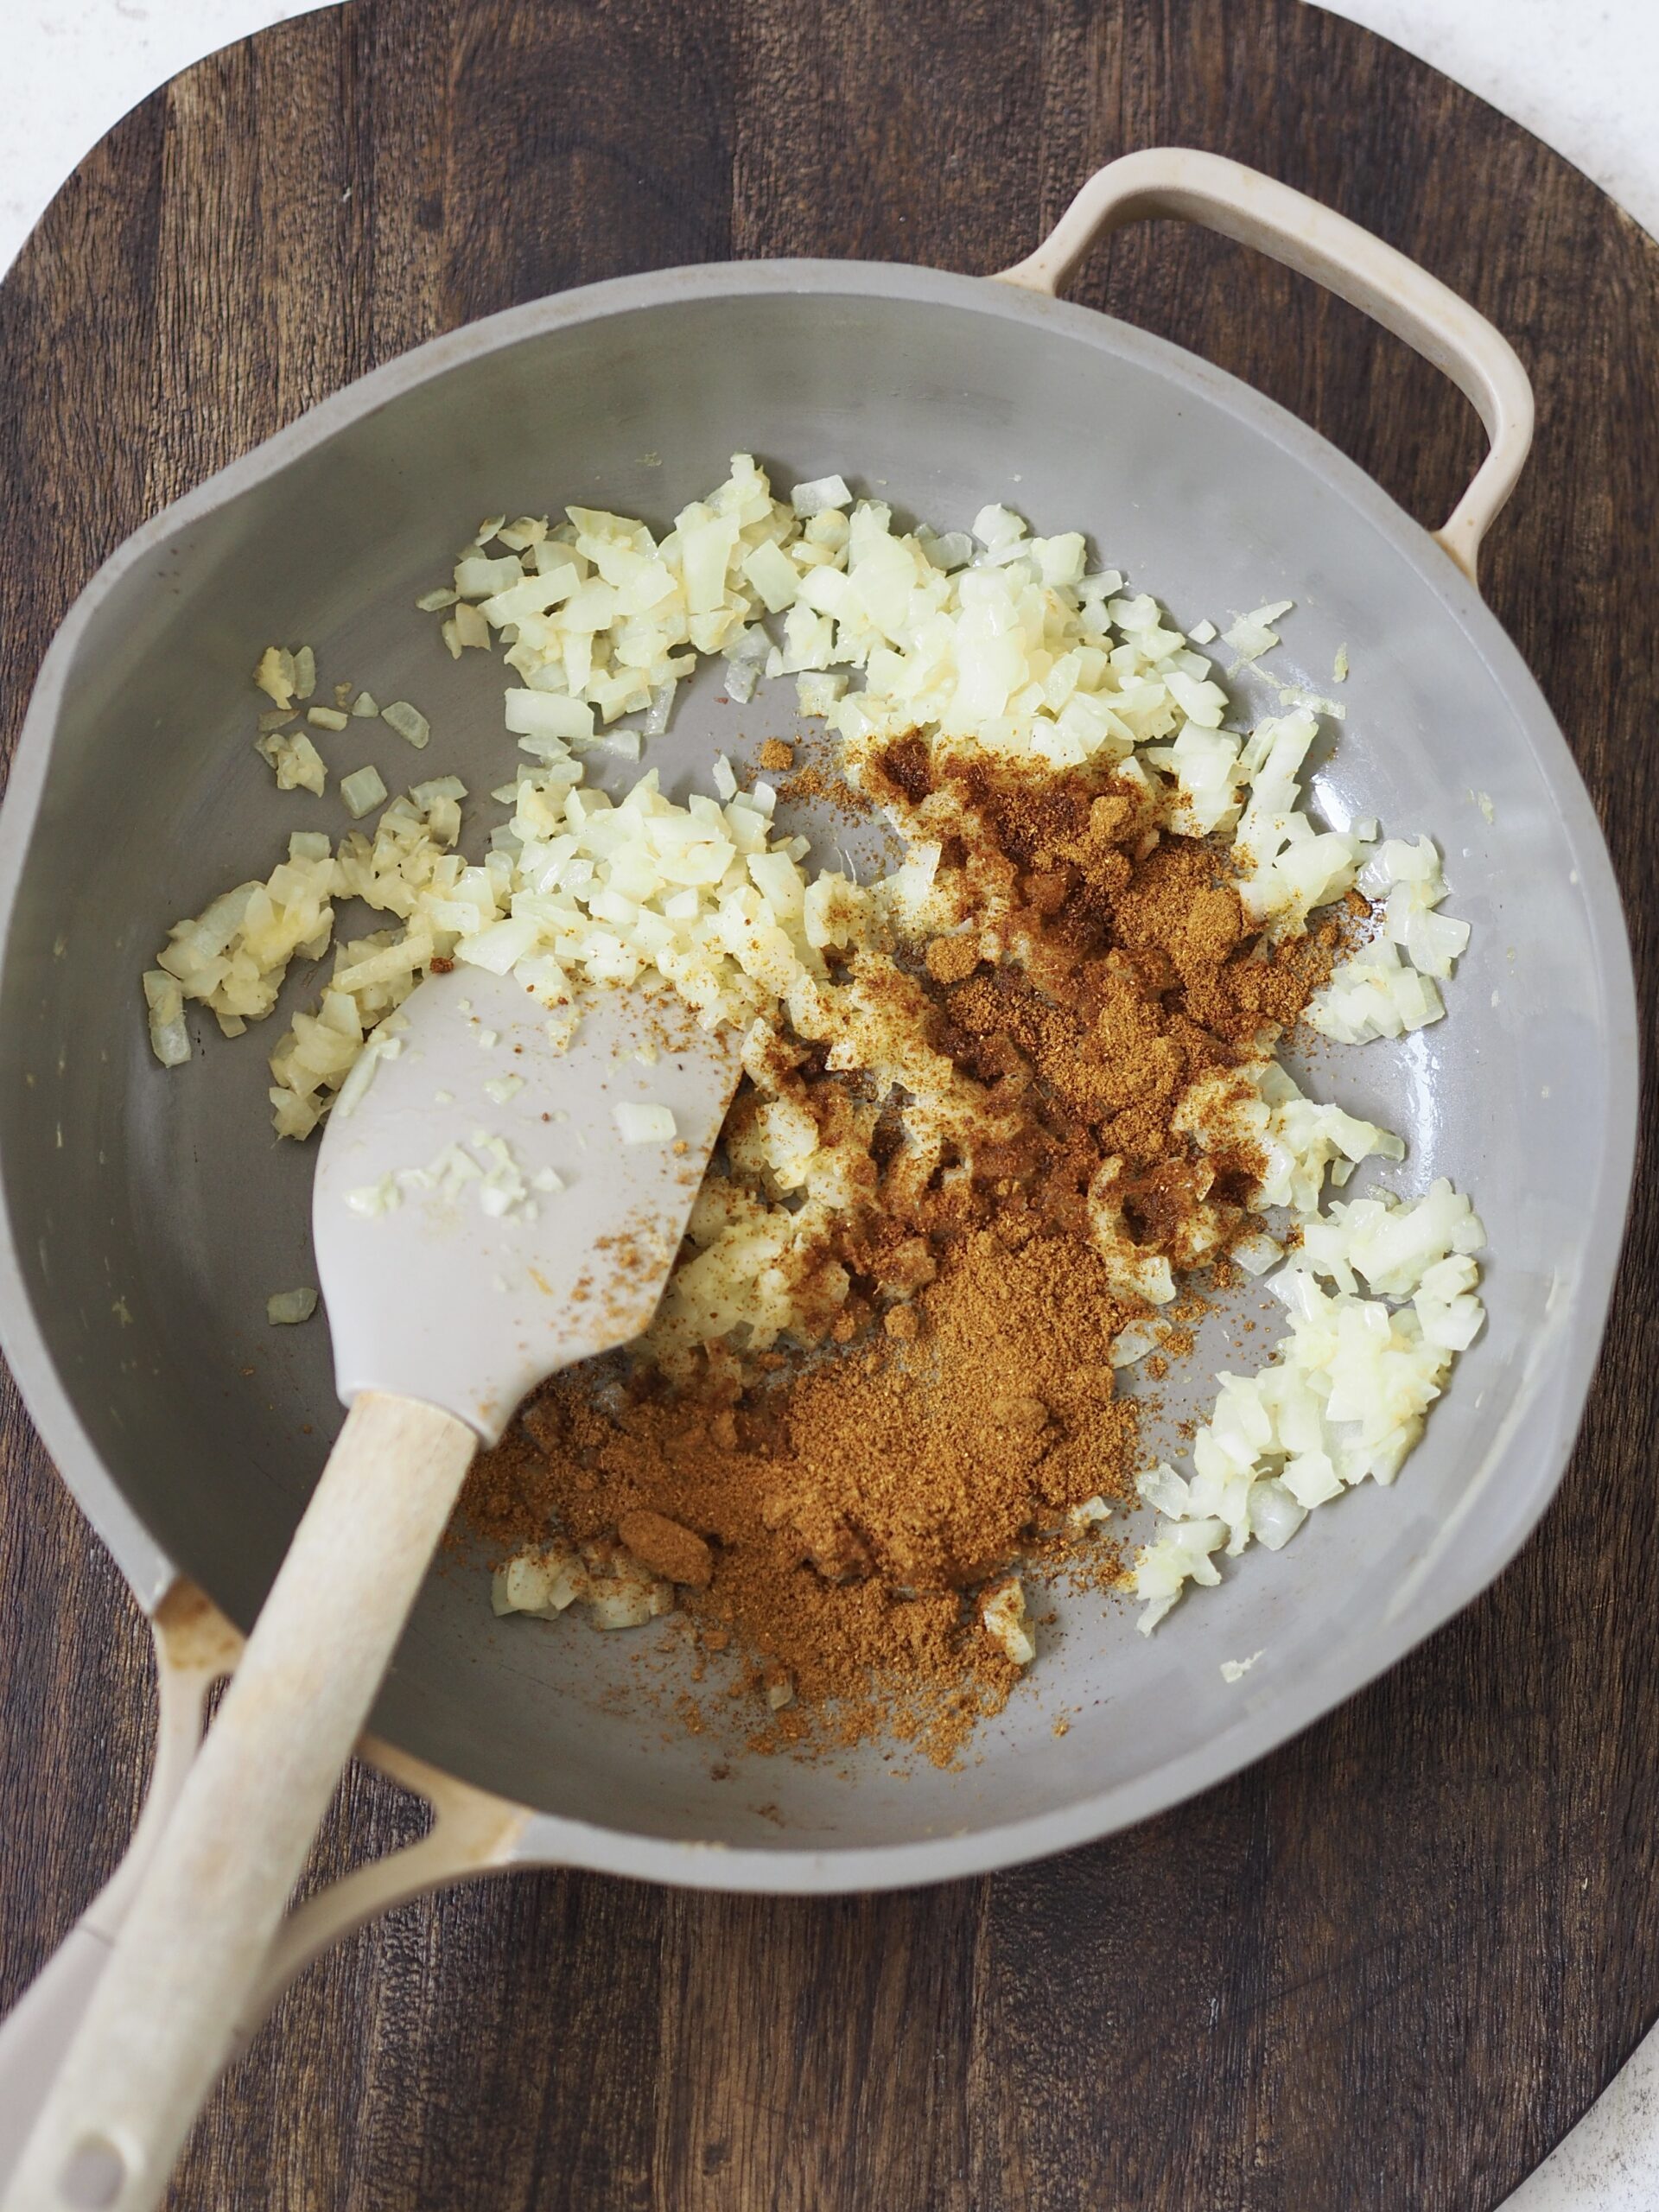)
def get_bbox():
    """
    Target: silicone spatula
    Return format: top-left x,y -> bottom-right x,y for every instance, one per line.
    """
7,969 -> 739,2212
